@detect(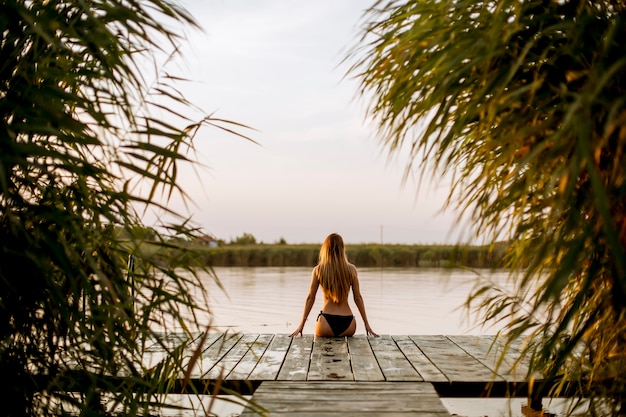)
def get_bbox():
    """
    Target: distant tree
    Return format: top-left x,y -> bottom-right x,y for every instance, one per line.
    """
351,0 -> 626,413
128,225 -> 159,242
0,1 -> 248,415
231,232 -> 257,245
